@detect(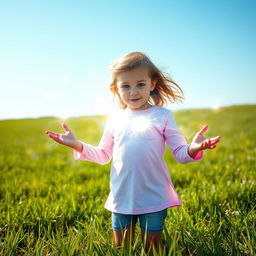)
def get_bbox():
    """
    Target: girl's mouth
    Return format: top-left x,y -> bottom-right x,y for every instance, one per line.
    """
130,98 -> 140,102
